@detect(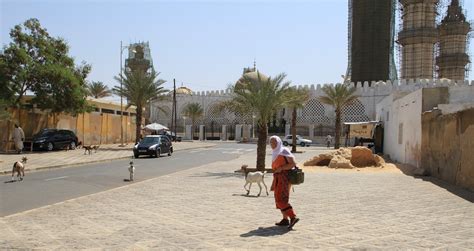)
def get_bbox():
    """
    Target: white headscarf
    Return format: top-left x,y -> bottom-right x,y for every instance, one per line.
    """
270,135 -> 295,162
